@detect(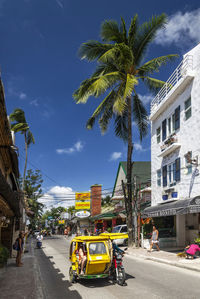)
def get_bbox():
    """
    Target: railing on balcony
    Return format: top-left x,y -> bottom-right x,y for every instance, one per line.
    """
151,55 -> 193,114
